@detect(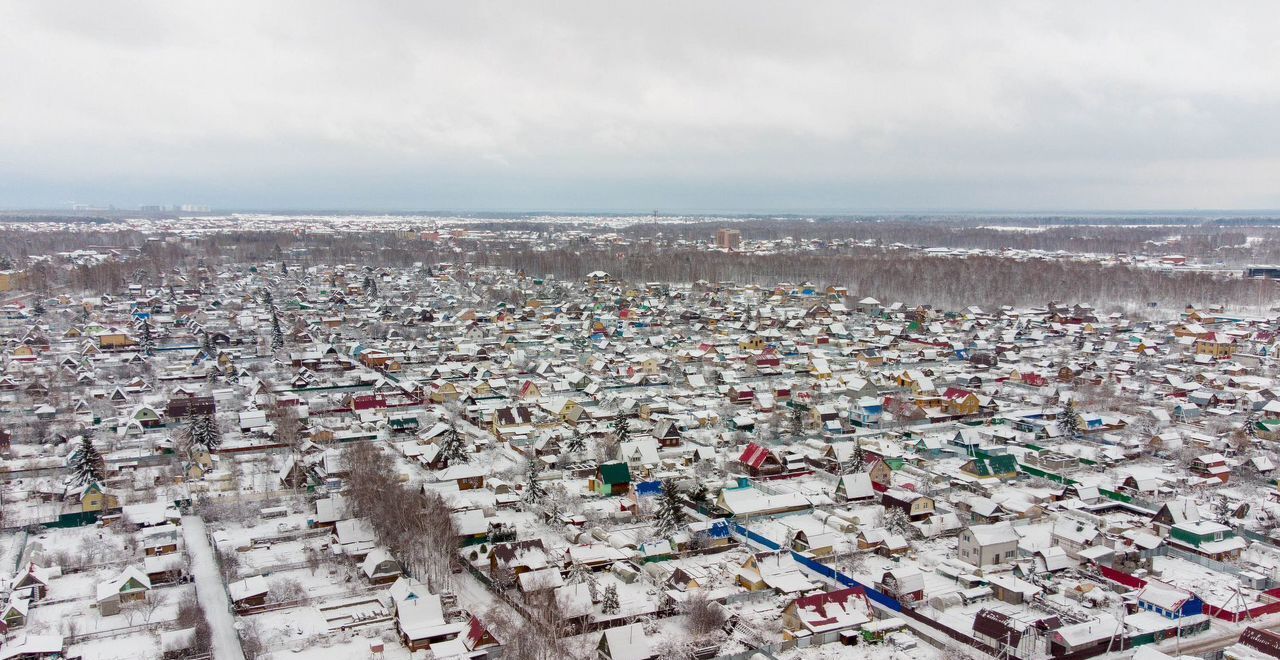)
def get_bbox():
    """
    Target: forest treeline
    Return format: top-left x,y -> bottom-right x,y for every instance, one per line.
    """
463,245 -> 1277,311
5,222 -> 1277,311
